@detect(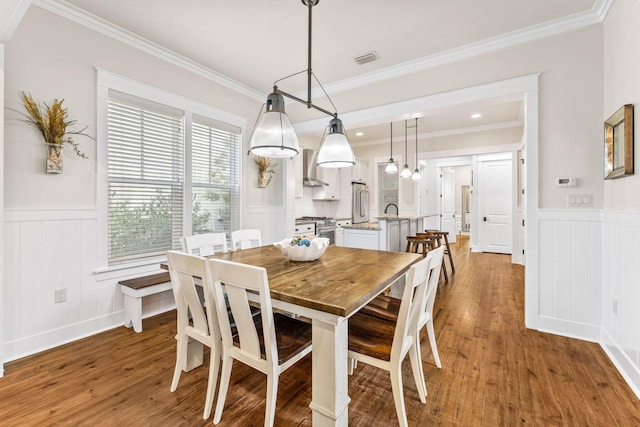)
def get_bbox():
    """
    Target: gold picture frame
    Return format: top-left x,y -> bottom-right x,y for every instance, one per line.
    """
604,104 -> 634,179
